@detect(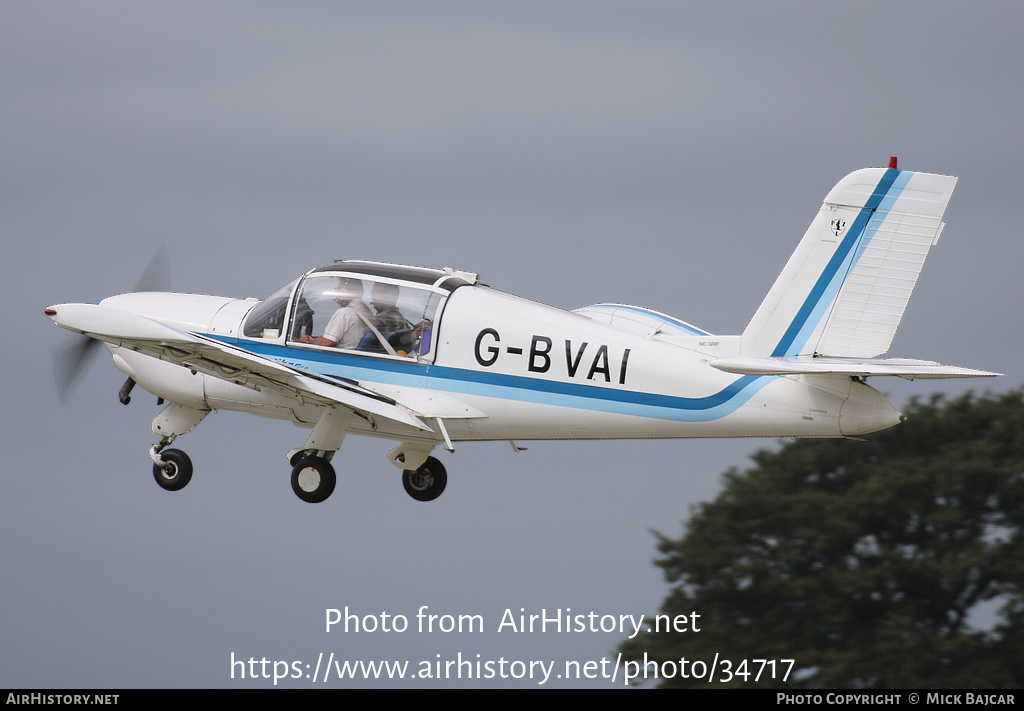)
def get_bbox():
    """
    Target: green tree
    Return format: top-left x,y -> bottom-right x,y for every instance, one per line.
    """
620,390 -> 1024,688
